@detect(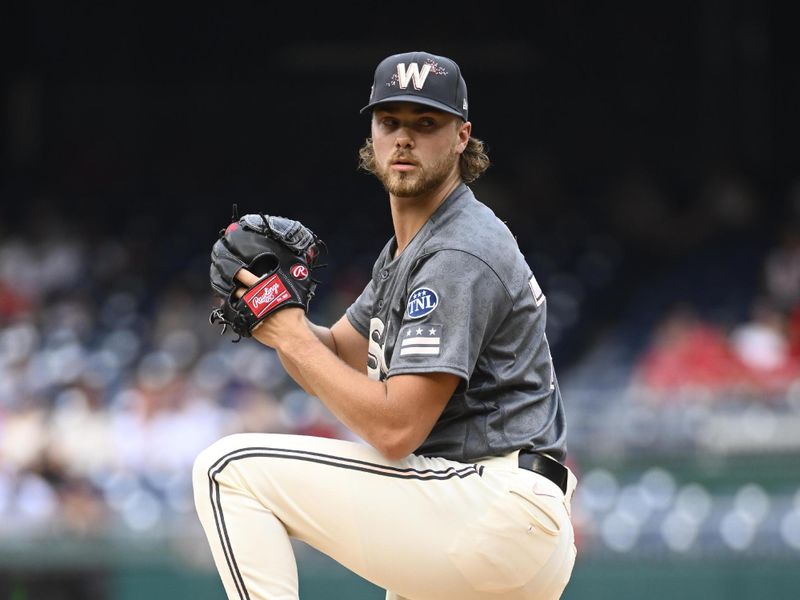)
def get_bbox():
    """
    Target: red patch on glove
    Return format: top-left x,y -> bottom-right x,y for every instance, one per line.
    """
243,274 -> 291,318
